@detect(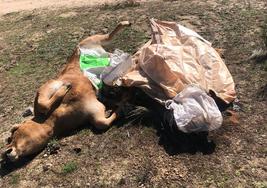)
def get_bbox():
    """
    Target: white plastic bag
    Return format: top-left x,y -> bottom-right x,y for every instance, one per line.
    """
102,49 -> 133,86
165,85 -> 223,133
